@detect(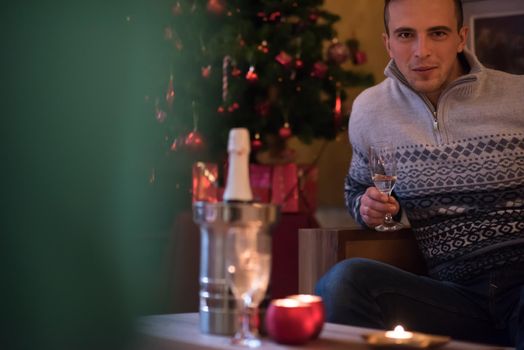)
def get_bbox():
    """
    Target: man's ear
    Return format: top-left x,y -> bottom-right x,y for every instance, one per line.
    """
382,32 -> 393,58
457,26 -> 469,53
